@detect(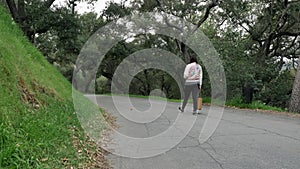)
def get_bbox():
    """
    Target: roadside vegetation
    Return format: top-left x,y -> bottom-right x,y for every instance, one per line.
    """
0,6 -> 110,168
